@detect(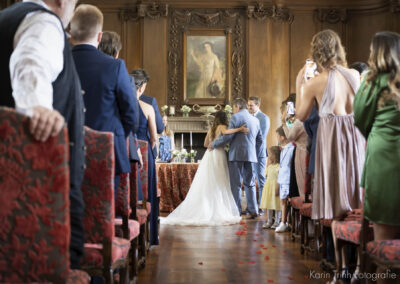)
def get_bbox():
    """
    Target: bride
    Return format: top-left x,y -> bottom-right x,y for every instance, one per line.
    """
161,110 -> 248,226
